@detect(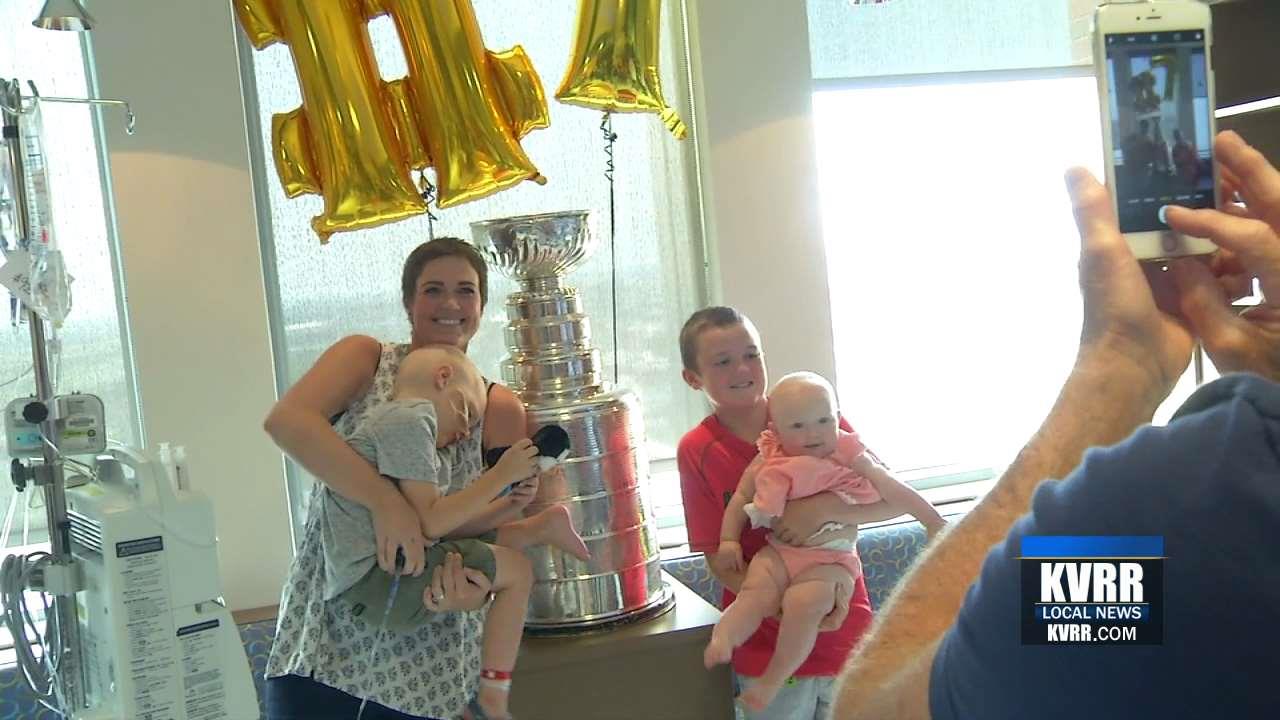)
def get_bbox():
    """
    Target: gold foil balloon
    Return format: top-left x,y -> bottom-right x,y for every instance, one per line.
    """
373,0 -> 548,209
233,0 -> 426,242
556,0 -> 687,139
488,46 -> 552,140
234,0 -> 551,239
